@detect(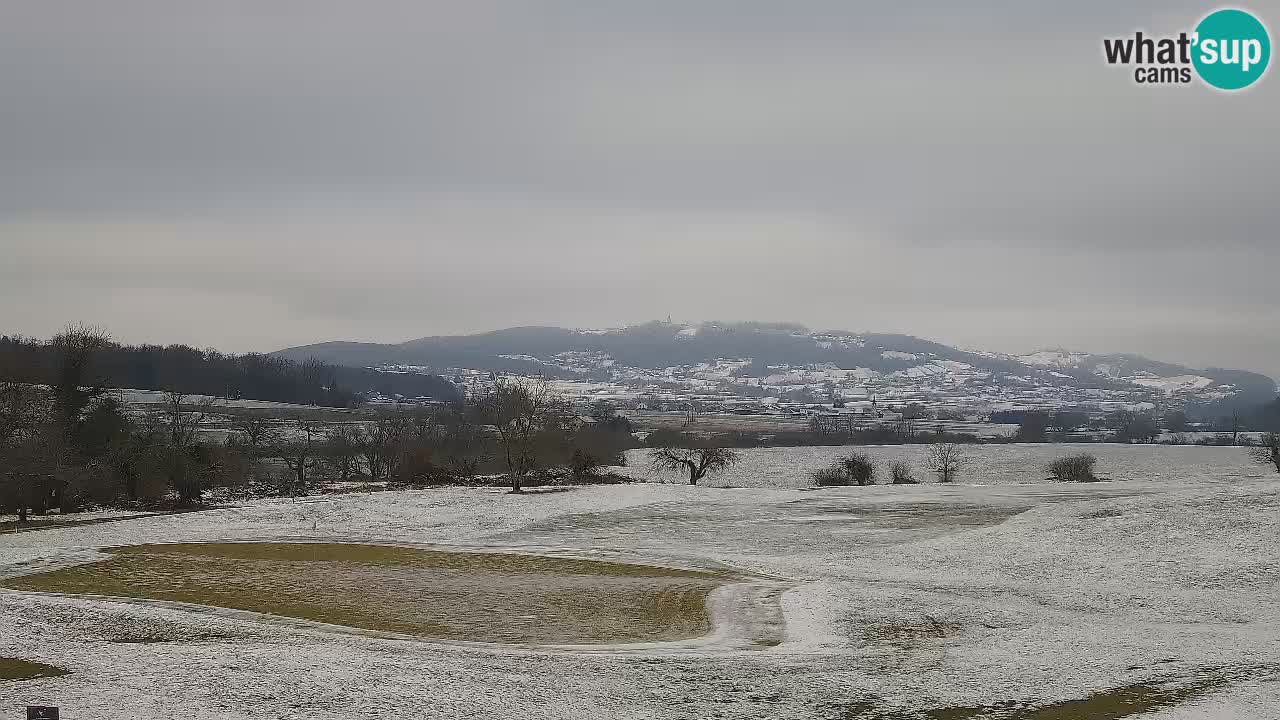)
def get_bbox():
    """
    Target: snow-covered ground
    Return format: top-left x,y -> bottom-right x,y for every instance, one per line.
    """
115,389 -> 330,412
2,445 -> 1278,718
